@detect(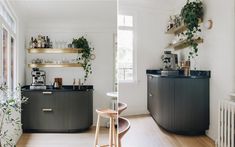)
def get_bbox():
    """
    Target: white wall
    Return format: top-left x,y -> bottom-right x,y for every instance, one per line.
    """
119,0 -> 173,116
200,0 -> 235,141
17,14 -> 26,85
